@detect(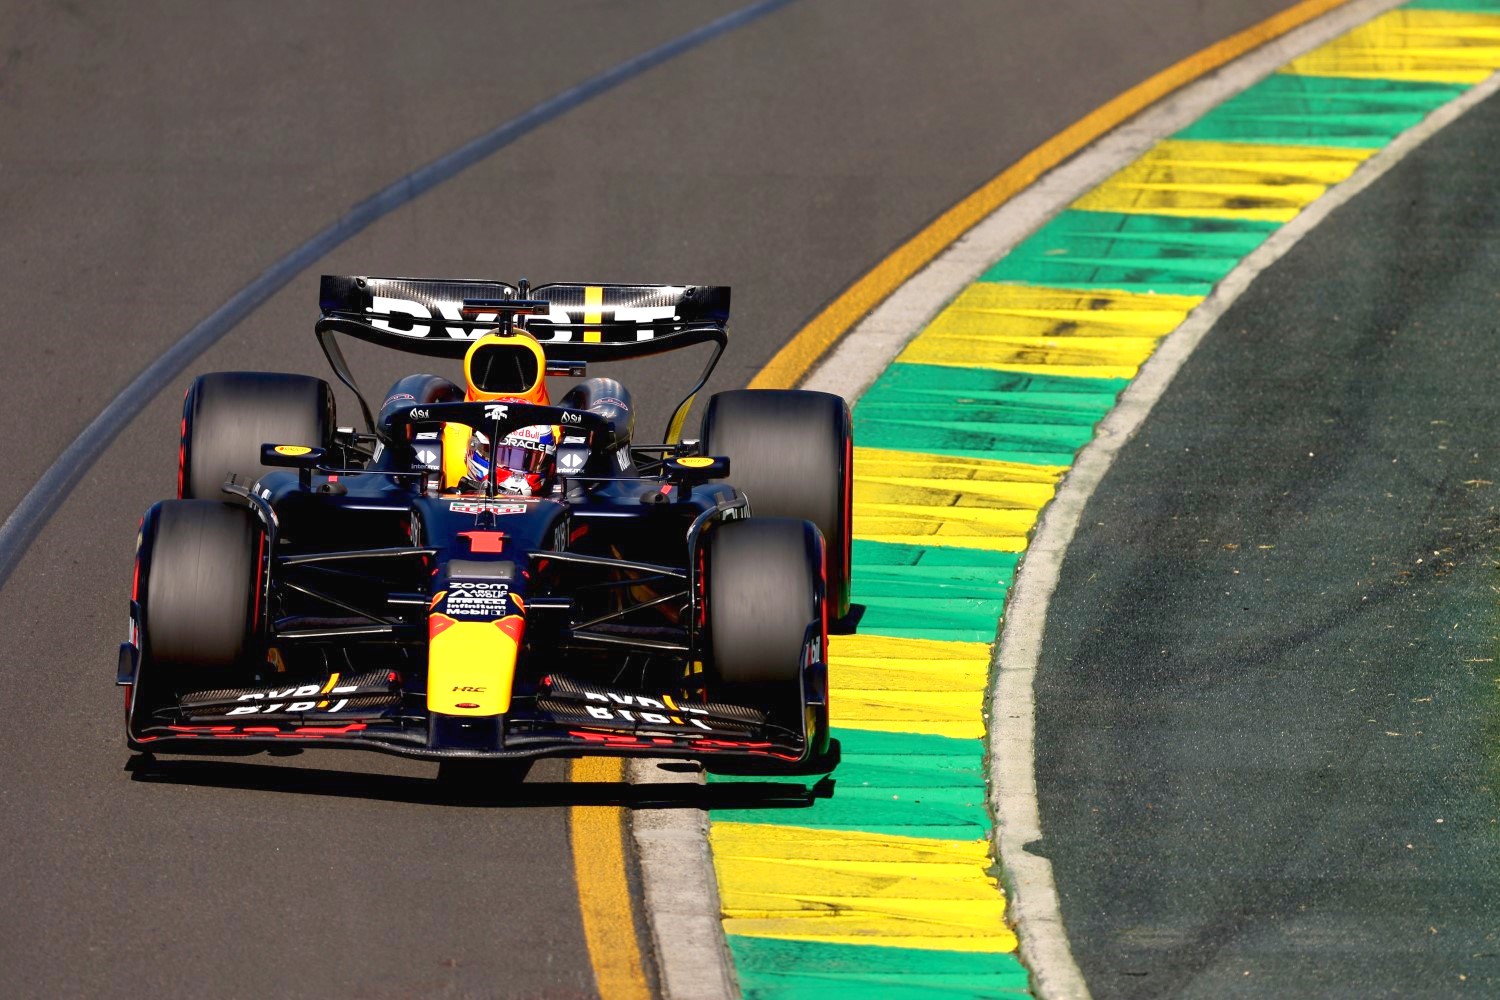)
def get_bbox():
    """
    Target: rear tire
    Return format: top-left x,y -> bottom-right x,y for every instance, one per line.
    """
180,371 -> 334,500
139,500 -> 263,690
701,389 -> 852,619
